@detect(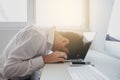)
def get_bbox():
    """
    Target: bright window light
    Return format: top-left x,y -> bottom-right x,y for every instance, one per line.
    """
36,0 -> 85,30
